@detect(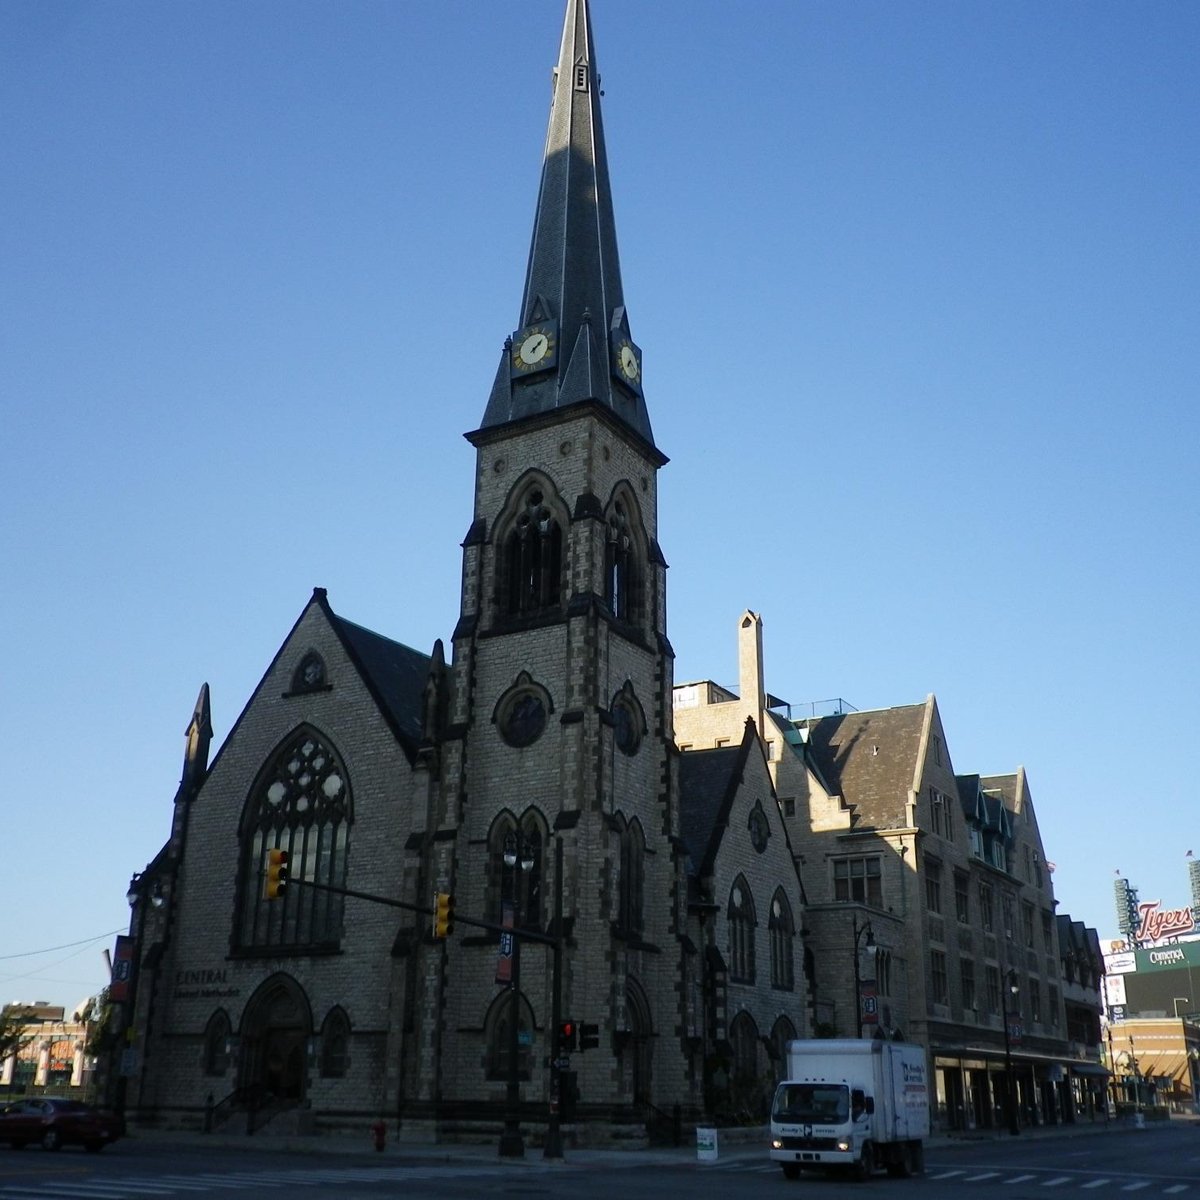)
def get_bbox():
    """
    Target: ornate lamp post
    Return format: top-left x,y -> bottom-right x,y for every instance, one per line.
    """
499,832 -> 535,1158
851,917 -> 875,1038
1000,969 -> 1021,1135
